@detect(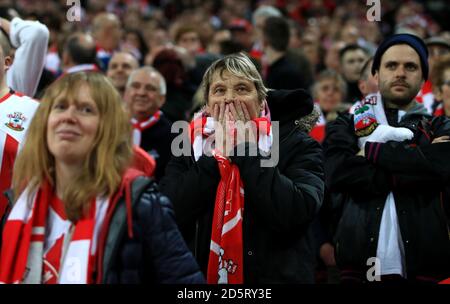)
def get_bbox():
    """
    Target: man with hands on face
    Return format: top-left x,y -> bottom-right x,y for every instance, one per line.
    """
209,85 -> 262,157
160,53 -> 324,284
